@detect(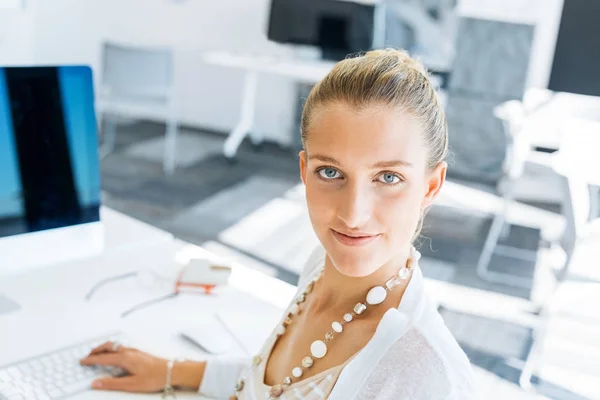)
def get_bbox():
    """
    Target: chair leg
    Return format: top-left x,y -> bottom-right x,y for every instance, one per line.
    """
99,115 -> 117,159
477,211 -> 505,279
499,222 -> 512,240
519,306 -> 550,392
557,175 -> 585,281
163,117 -> 178,175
